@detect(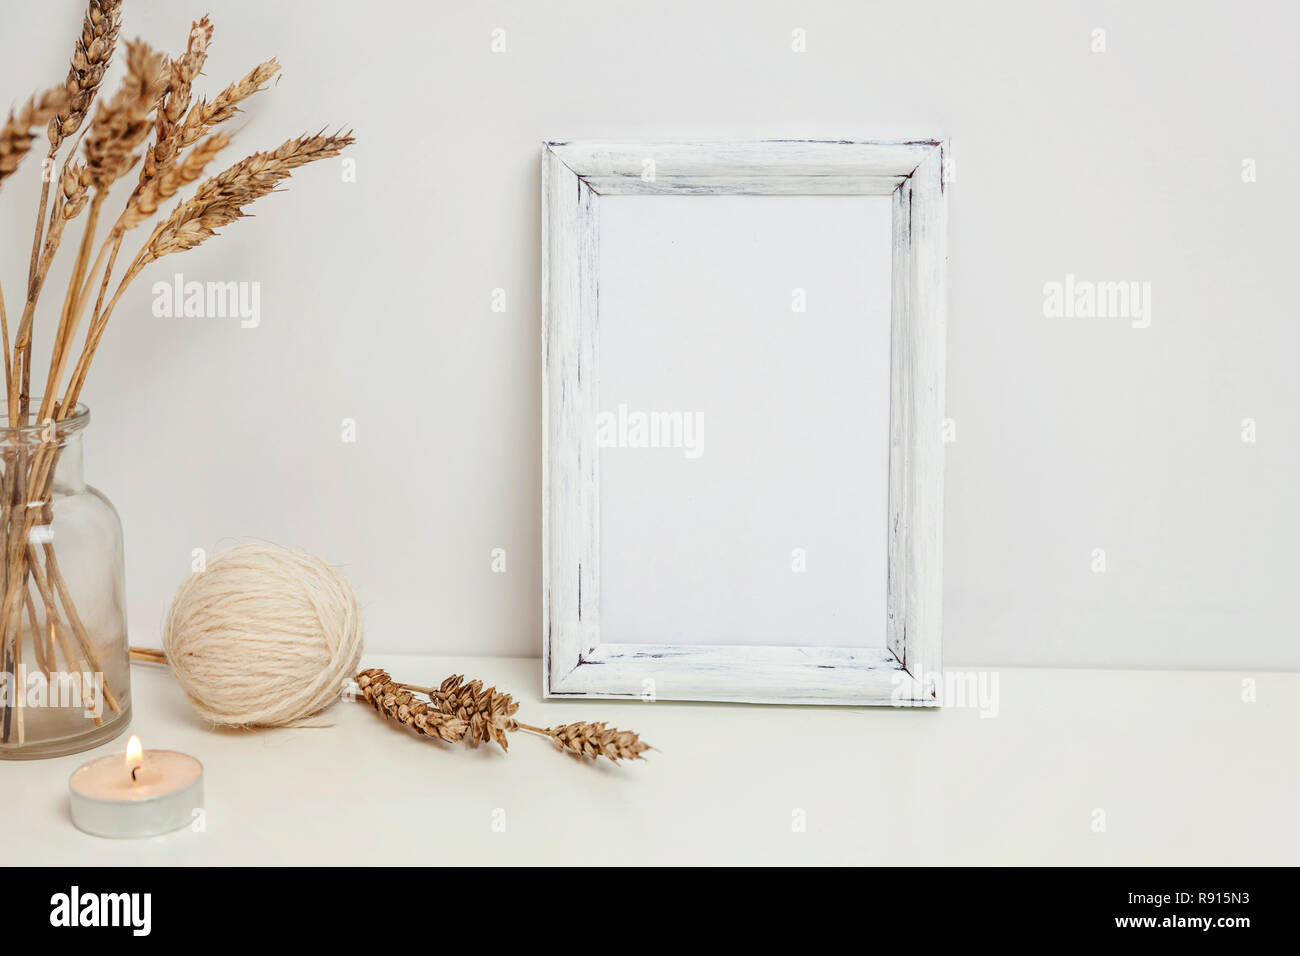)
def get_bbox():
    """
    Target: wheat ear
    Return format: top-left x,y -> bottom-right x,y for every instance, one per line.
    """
0,88 -> 70,190
137,16 -> 212,188
177,58 -> 280,152
47,0 -> 124,151
528,722 -> 653,763
429,674 -> 522,750
82,39 -> 168,192
110,56 -> 282,237
30,0 -> 123,289
356,669 -> 468,743
366,670 -> 654,764
141,131 -> 355,264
